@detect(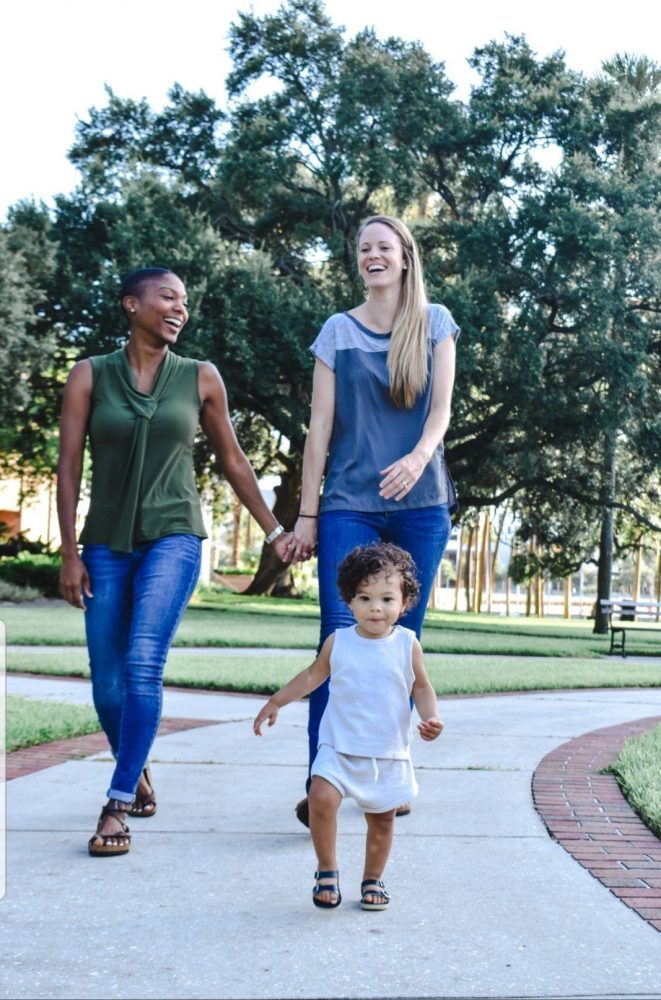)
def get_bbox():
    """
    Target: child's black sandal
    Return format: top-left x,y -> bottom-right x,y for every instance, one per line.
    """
312,869 -> 341,909
360,879 -> 390,910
